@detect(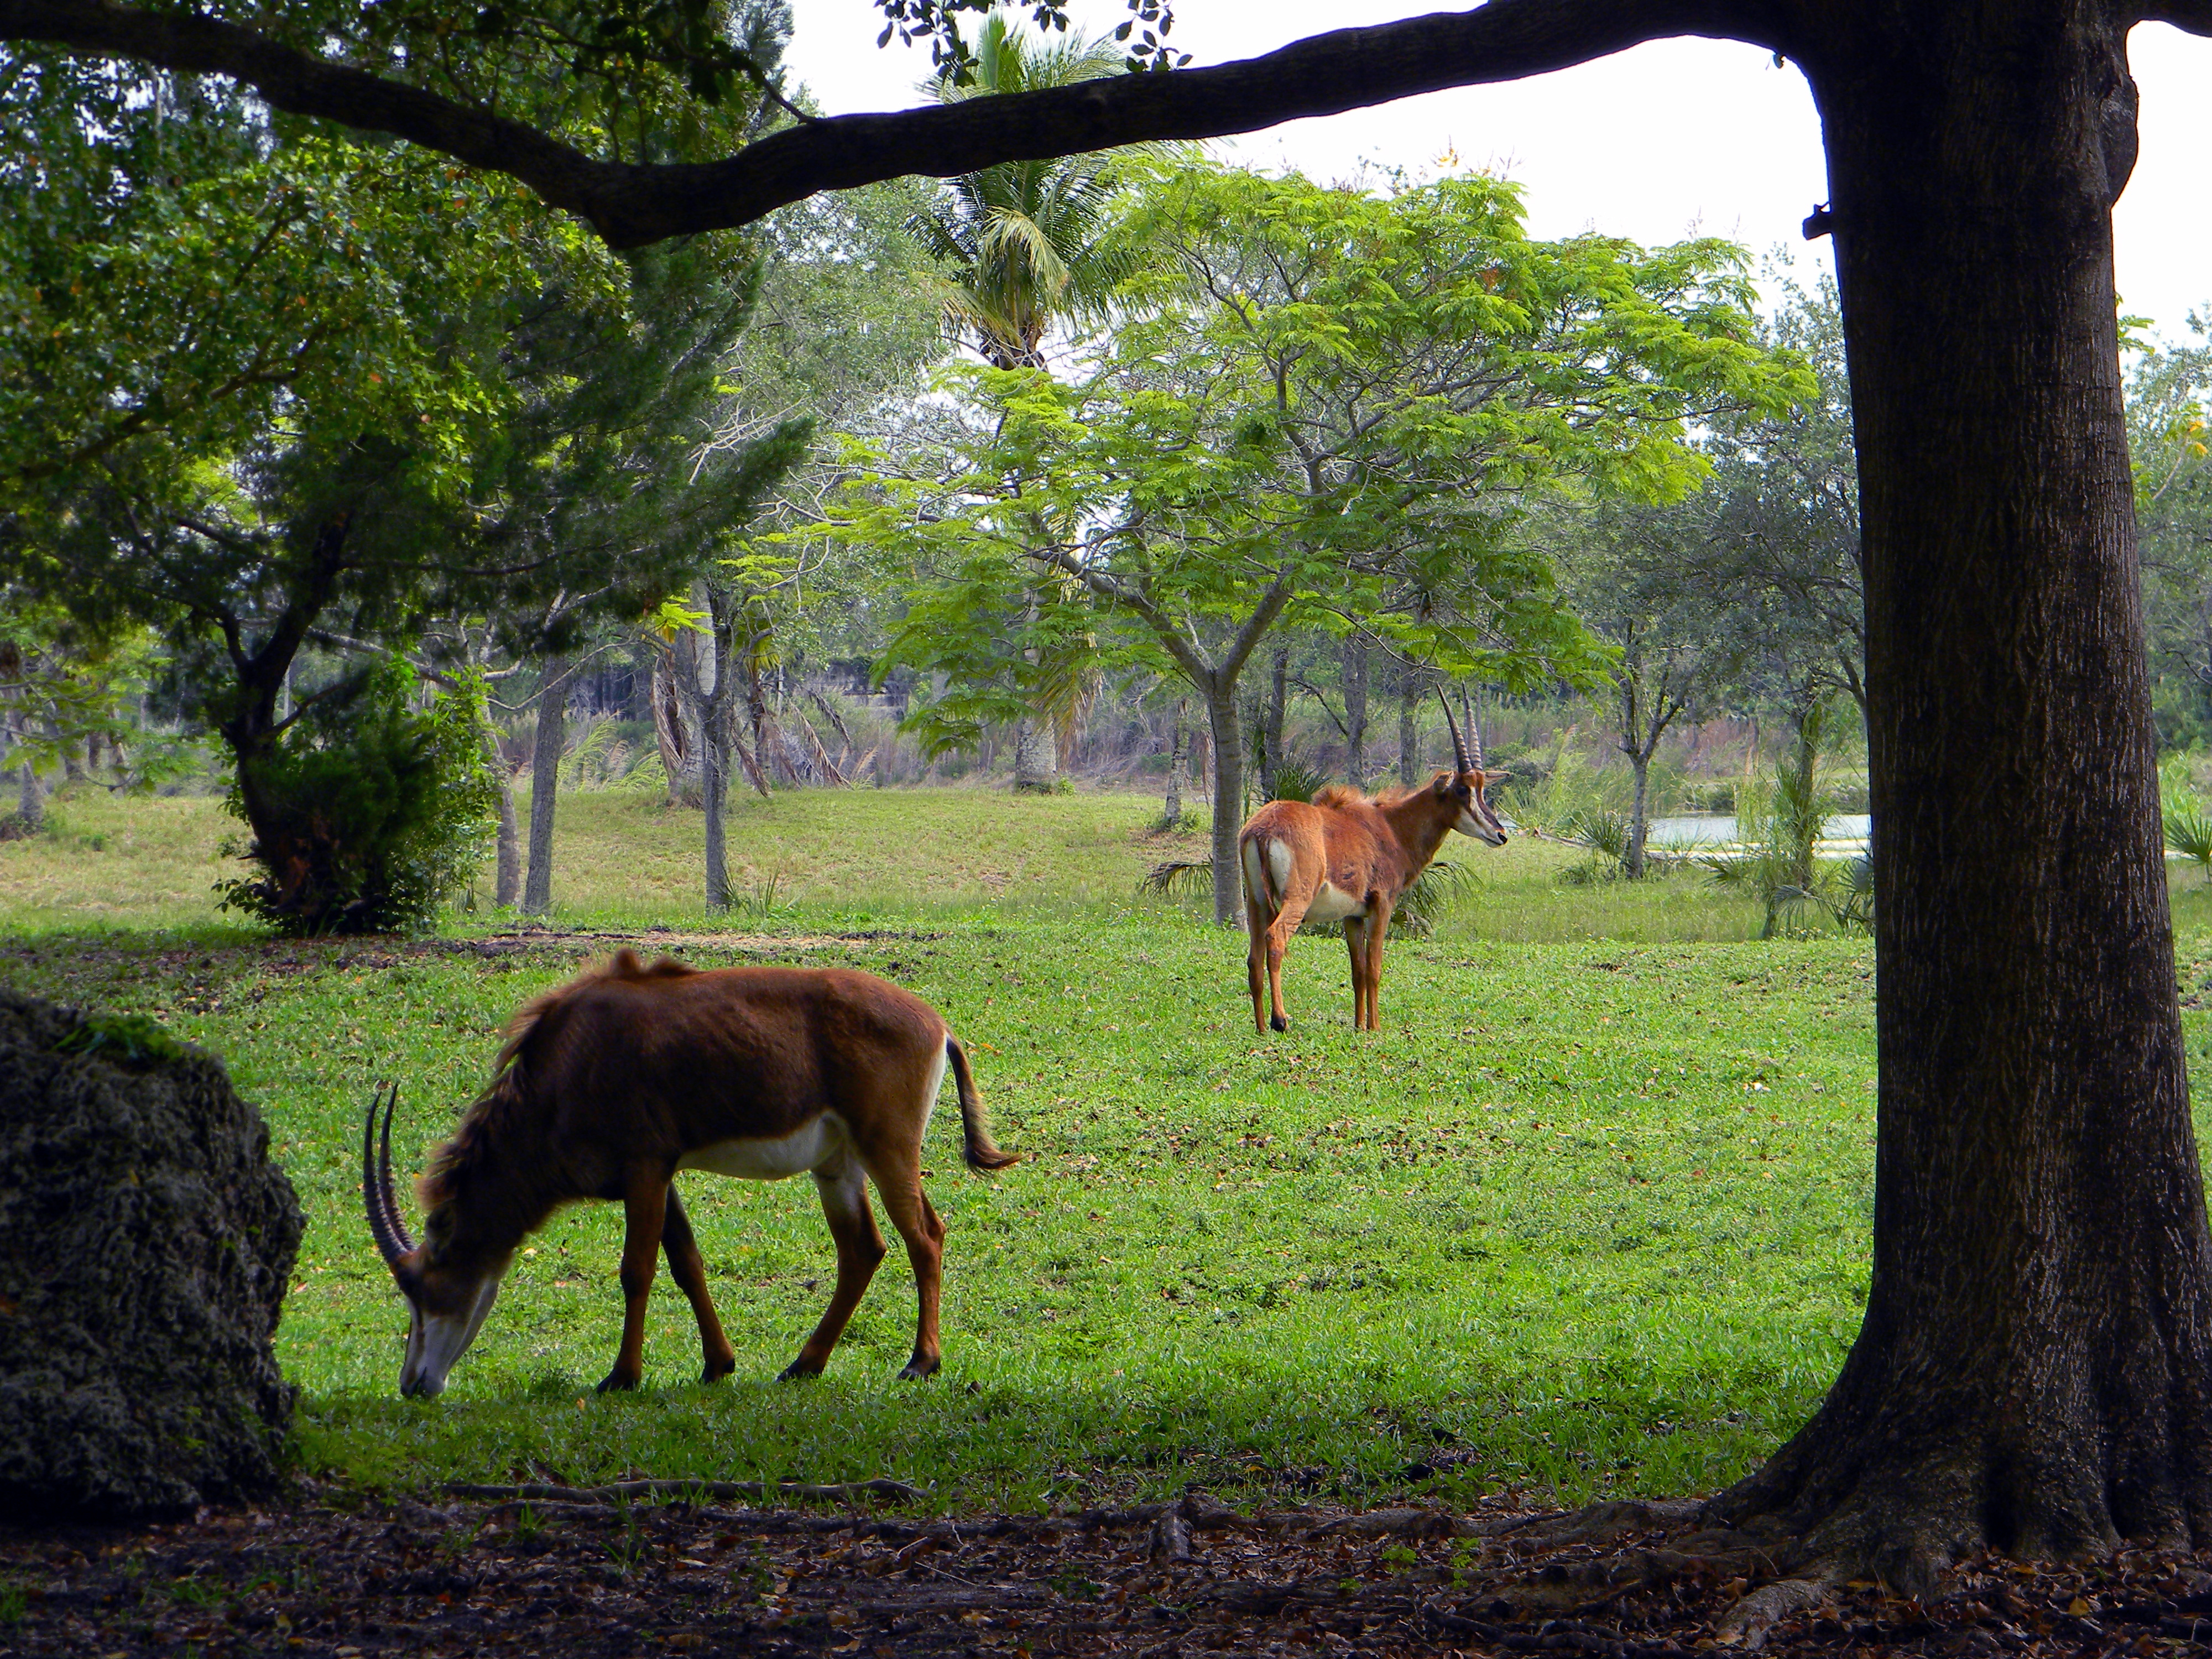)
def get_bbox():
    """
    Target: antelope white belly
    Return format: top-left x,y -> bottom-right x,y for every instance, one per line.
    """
679,1113 -> 848,1181
1304,880 -> 1368,924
